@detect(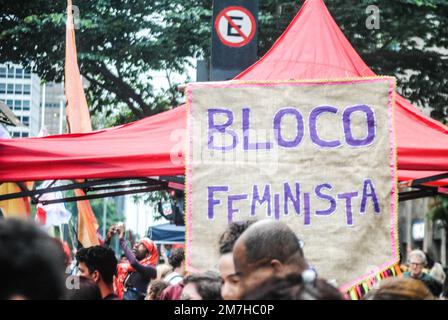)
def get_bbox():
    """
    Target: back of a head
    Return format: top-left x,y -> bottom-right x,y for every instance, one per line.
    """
240,220 -> 304,265
66,276 -> 102,300
183,271 -> 223,300
363,277 -> 435,300
218,220 -> 256,255
76,245 -> 117,285
149,280 -> 169,300
241,272 -> 344,300
429,262 -> 446,285
157,263 -> 174,280
0,218 -> 66,299
169,248 -> 185,269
